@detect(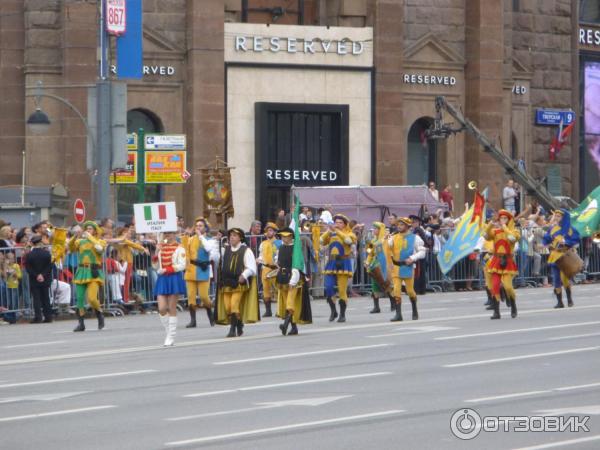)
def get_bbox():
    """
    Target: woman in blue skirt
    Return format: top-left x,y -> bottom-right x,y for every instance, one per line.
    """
154,231 -> 187,346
